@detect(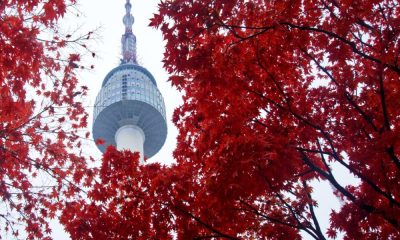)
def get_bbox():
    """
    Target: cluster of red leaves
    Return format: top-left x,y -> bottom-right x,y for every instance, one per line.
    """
60,146 -> 176,239
0,0 -> 92,239
63,145 -> 254,239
